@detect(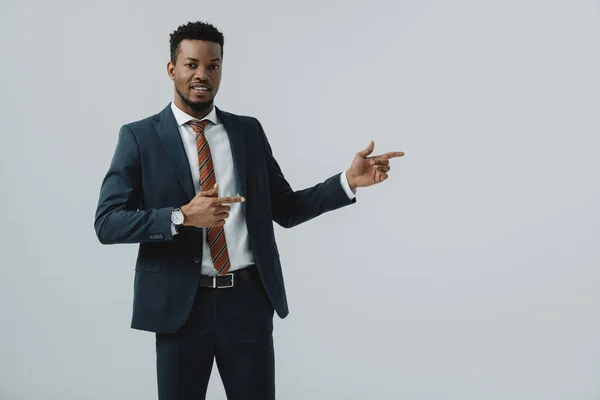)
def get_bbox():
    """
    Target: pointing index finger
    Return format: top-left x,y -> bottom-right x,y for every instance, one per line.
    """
215,196 -> 246,204
371,151 -> 405,163
382,151 -> 405,159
